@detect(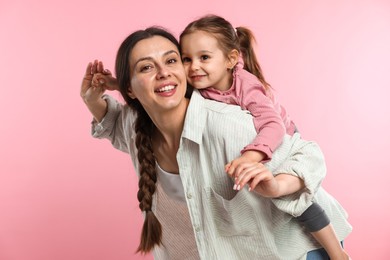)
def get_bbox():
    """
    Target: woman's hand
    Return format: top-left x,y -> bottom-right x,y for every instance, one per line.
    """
227,162 -> 280,197
225,151 -> 266,177
92,71 -> 119,91
81,60 -> 106,104
226,161 -> 304,198
80,60 -> 108,122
